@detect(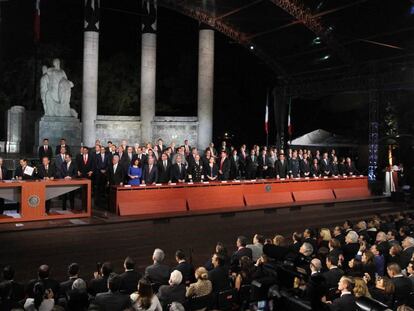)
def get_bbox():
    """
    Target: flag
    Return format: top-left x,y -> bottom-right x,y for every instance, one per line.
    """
34,0 -> 40,42
264,92 -> 269,135
287,97 -> 292,138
